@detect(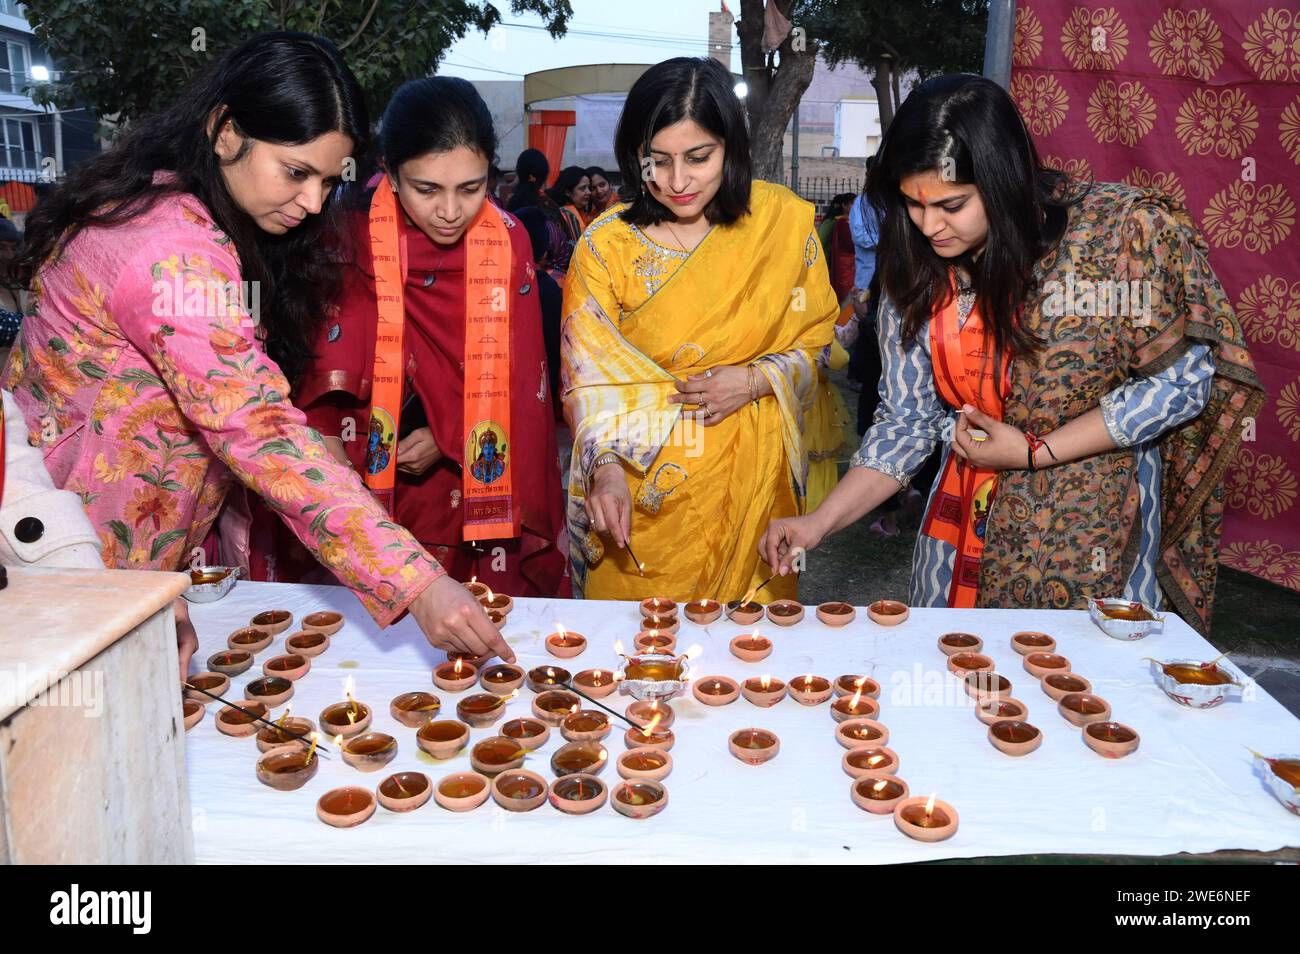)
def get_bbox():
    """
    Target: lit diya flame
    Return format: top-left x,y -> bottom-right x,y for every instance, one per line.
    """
640,713 -> 664,739
854,675 -> 868,690
613,639 -> 626,657
760,674 -> 773,691
682,643 -> 704,660
872,779 -> 888,795
555,622 -> 567,639
485,587 -> 495,603
343,675 -> 357,718
333,733 -> 344,751
738,586 -> 758,607
453,657 -> 465,676
849,687 -> 864,709
867,754 -> 886,767
924,792 -> 938,822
